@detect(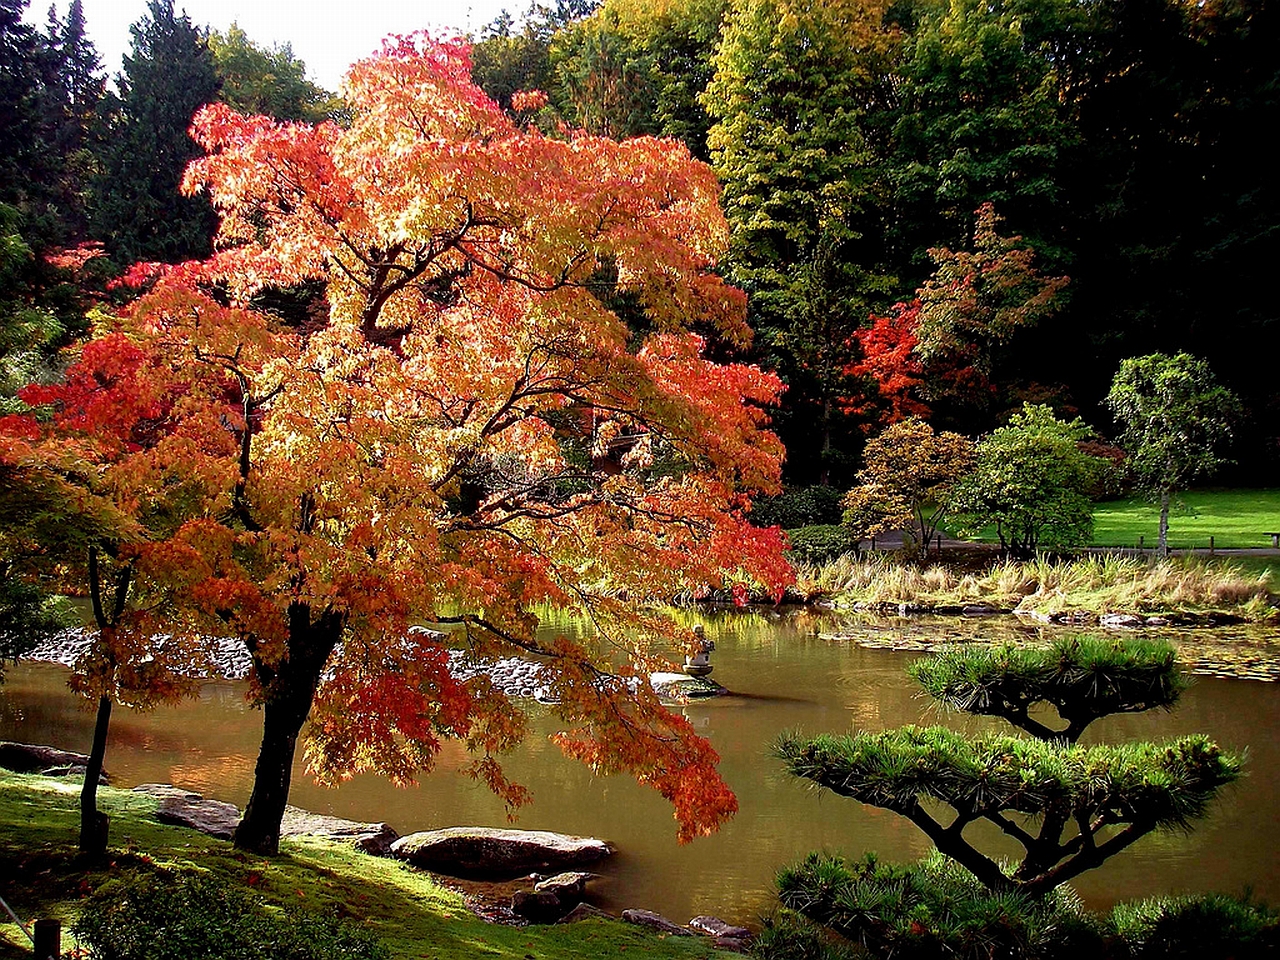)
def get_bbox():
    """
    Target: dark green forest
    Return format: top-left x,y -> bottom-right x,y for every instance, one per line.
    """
3,0 -> 1277,486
